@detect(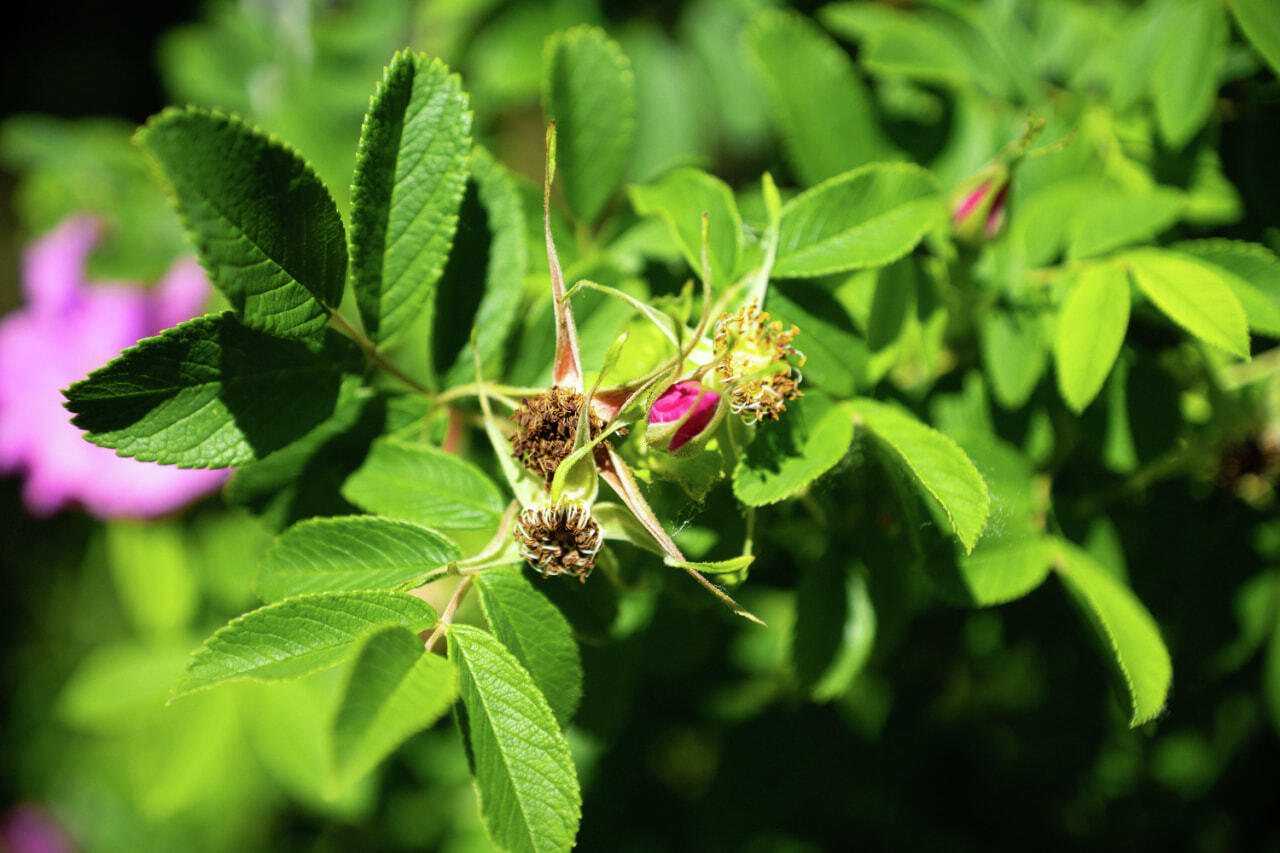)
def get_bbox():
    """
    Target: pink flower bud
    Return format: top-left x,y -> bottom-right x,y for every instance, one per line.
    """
647,381 -> 722,453
951,174 -> 1010,243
